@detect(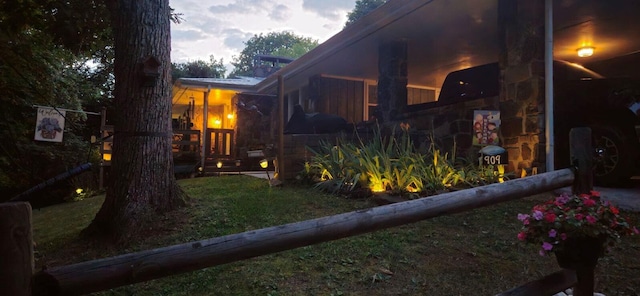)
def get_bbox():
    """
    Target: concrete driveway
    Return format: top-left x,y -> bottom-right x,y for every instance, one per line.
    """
594,177 -> 640,212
